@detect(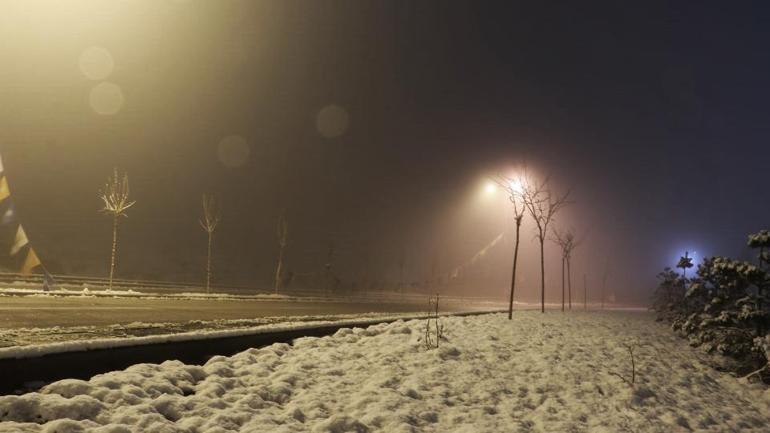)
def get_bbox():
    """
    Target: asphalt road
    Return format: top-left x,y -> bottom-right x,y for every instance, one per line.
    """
0,296 -> 486,329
